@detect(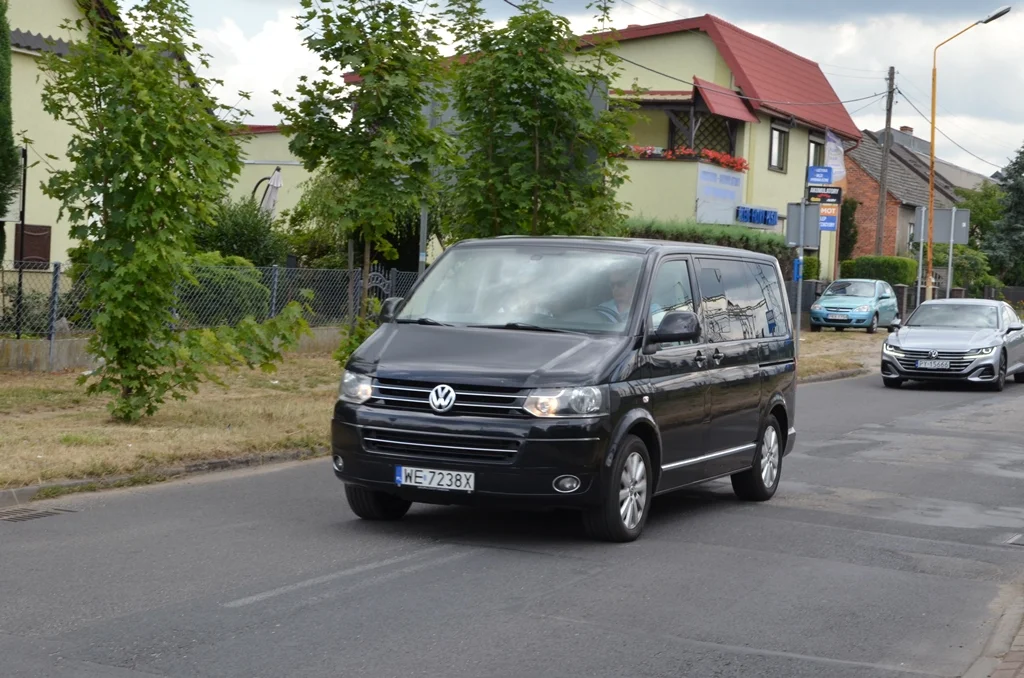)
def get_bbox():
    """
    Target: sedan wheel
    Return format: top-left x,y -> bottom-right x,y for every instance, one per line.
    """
988,352 -> 1007,392
866,314 -> 878,334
